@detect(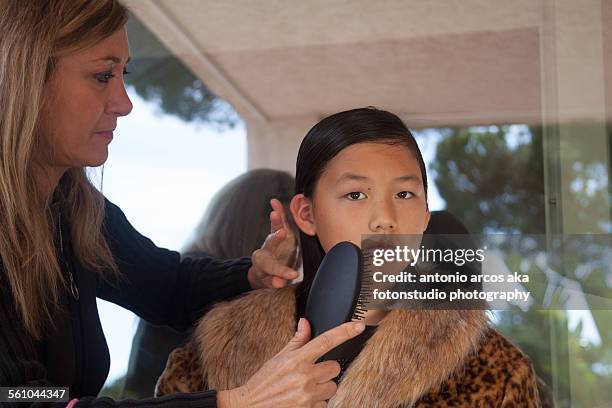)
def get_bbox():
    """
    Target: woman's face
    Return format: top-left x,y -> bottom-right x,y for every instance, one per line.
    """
292,142 -> 430,252
38,27 -> 132,170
